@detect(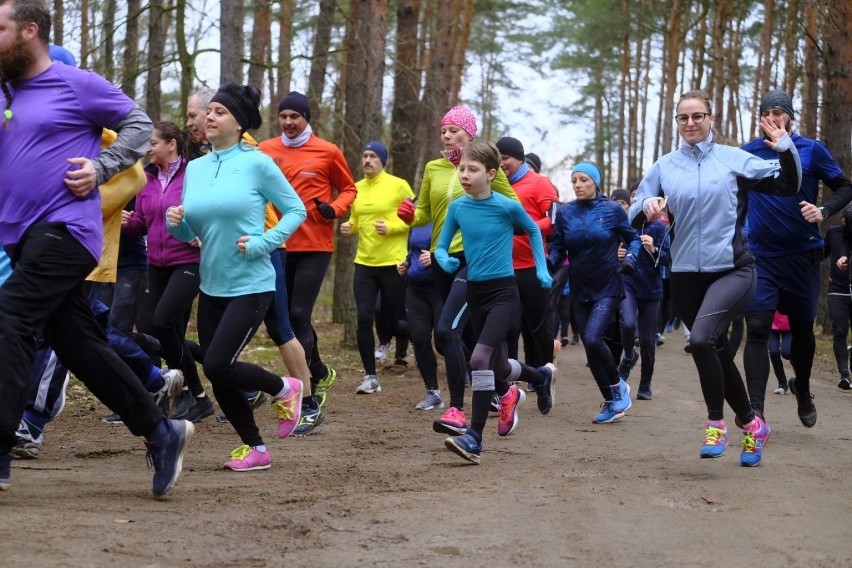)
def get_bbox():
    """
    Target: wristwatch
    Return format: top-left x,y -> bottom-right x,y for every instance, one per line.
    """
819,206 -> 827,218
